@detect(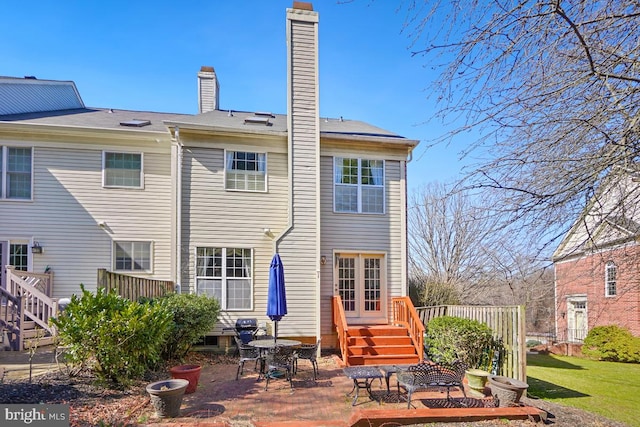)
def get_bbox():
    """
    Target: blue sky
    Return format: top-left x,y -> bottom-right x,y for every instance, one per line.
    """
2,0 -> 471,192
